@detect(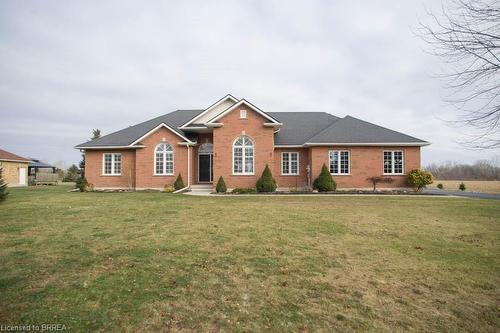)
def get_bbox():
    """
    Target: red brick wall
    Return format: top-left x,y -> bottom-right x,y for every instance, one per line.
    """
84,121 -> 422,190
309,146 -> 421,188
135,126 -> 189,189
273,148 -> 309,189
84,150 -> 136,189
212,105 -> 275,189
